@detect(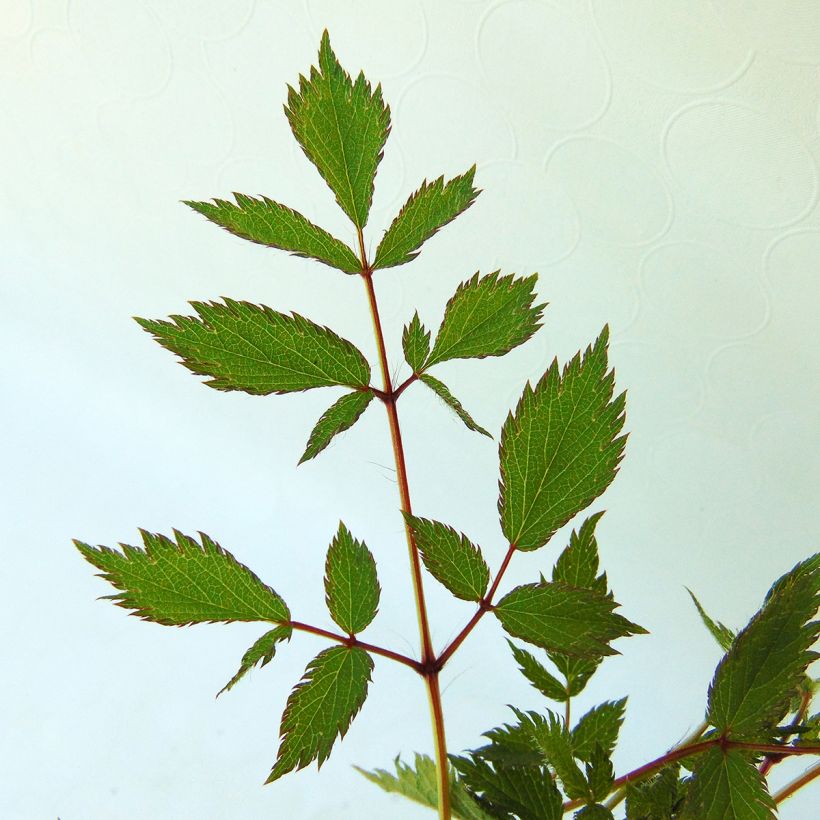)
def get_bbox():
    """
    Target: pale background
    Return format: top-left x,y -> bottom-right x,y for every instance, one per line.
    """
2,1 -> 819,818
